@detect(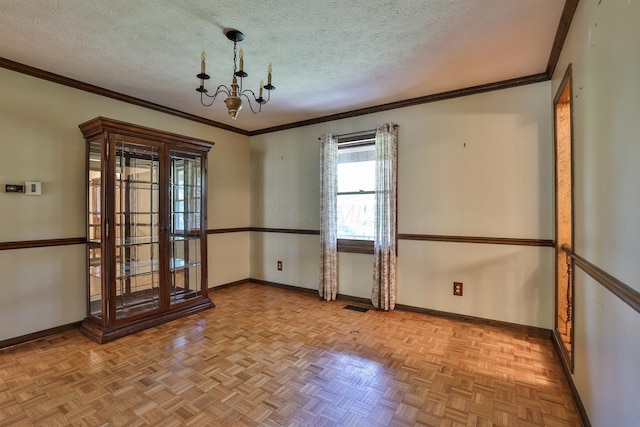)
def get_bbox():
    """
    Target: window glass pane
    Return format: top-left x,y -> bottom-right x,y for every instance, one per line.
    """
169,150 -> 203,305
338,144 -> 375,164
337,162 -> 375,193
337,145 -> 375,193
113,140 -> 161,320
337,193 -> 374,240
